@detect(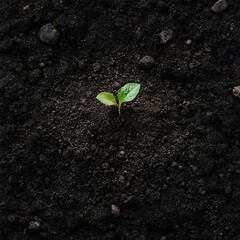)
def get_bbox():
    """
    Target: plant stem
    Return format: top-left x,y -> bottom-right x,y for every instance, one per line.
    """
118,104 -> 121,116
